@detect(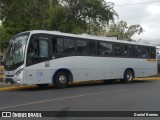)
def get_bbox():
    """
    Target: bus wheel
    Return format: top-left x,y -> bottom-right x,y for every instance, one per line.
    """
37,84 -> 48,89
54,71 -> 69,89
122,69 -> 134,83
